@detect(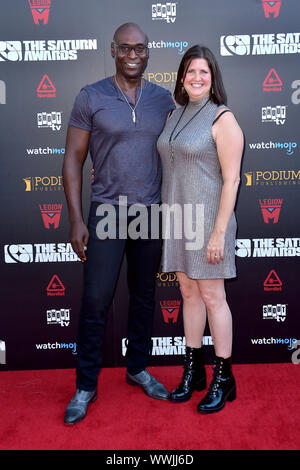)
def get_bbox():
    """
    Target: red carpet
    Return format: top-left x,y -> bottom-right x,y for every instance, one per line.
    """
0,364 -> 299,450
